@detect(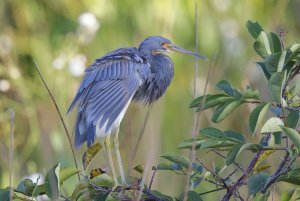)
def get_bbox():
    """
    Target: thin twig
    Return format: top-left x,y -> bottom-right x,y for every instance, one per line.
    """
149,169 -> 157,190
199,187 -> 226,196
32,60 -> 80,181
131,106 -> 152,160
7,109 -> 14,201
183,1 -> 201,200
213,162 -> 221,201
194,154 -> 229,191
211,150 -> 245,174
